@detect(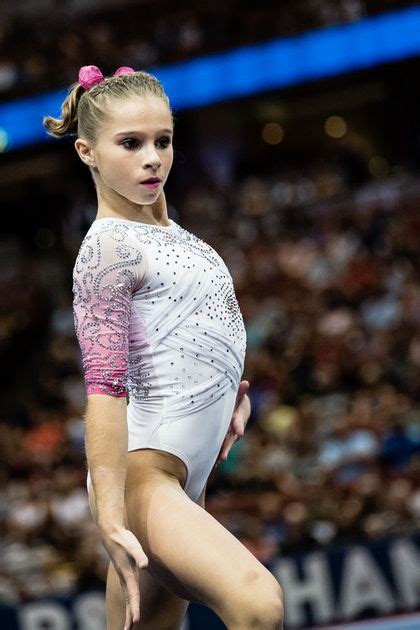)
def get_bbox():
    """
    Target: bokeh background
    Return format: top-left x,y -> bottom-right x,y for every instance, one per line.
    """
1,2 -> 420,629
